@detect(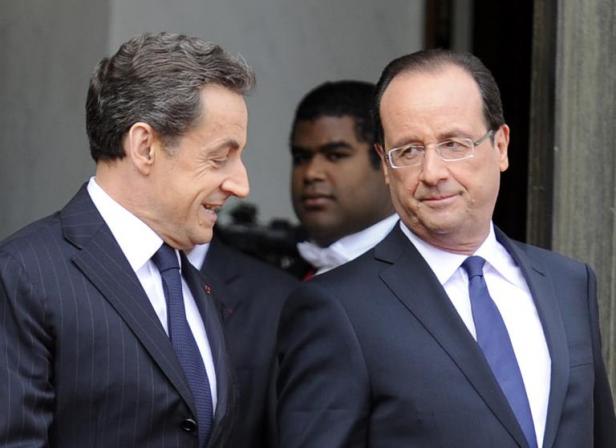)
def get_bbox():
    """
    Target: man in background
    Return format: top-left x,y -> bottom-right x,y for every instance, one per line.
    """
0,32 -> 254,447
288,80 -> 397,278
277,49 -> 616,447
